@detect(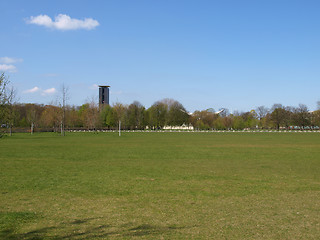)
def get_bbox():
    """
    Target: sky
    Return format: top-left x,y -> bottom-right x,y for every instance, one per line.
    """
1,0 -> 320,112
